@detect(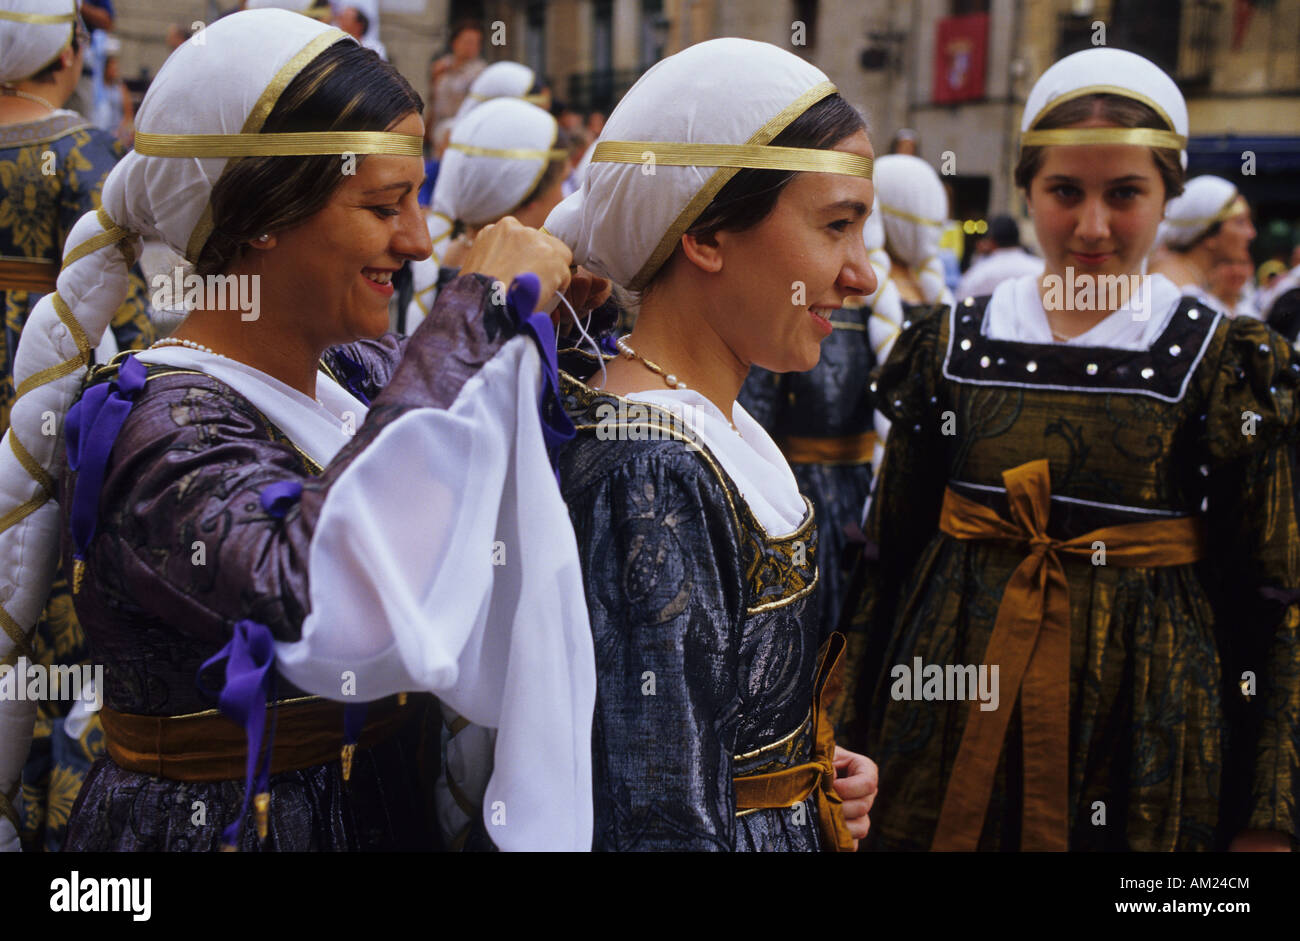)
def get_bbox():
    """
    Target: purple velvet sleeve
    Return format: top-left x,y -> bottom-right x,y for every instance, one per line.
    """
65,274 -> 515,656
